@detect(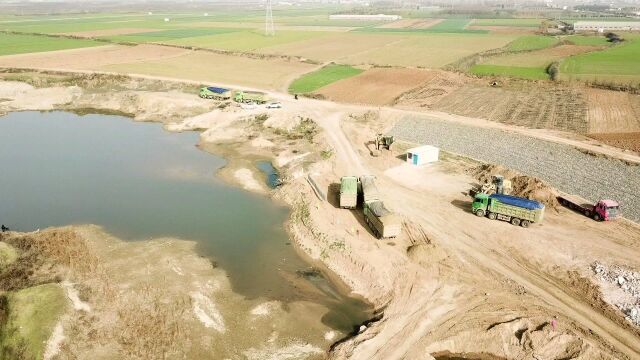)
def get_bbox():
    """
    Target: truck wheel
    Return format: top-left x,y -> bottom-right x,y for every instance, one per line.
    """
488,212 -> 497,220
593,213 -> 601,221
584,210 -> 591,218
511,218 -> 521,226
475,209 -> 485,217
520,220 -> 530,228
